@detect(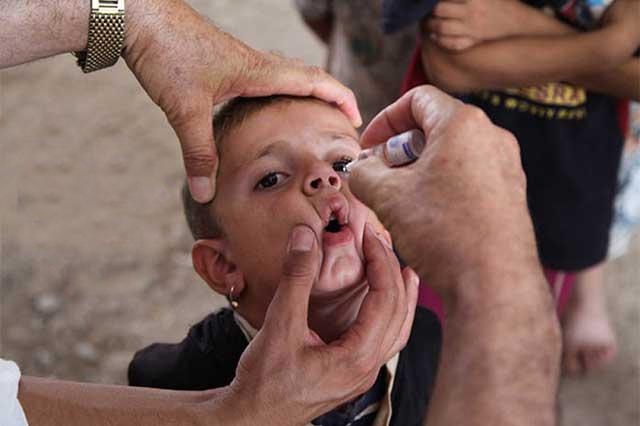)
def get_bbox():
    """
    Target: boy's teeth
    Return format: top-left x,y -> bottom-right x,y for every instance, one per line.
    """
339,211 -> 348,225
326,207 -> 348,227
